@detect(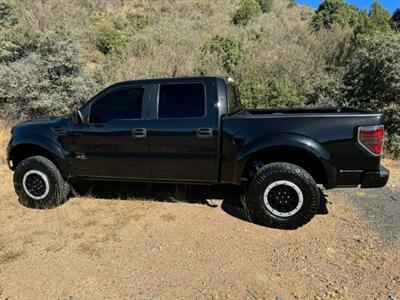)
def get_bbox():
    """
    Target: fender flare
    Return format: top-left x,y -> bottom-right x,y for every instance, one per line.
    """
233,133 -> 336,187
8,134 -> 68,176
